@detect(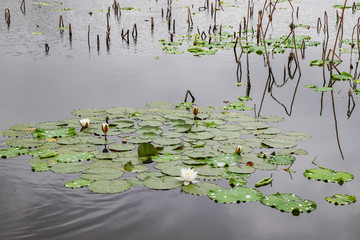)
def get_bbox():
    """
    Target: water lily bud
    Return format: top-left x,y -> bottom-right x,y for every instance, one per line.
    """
235,146 -> 243,155
101,123 -> 109,134
79,118 -> 90,128
193,106 -> 198,116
